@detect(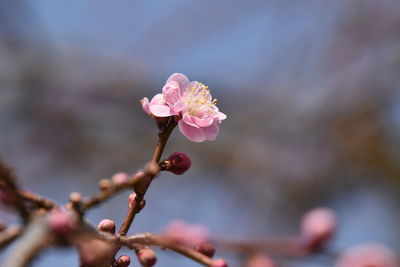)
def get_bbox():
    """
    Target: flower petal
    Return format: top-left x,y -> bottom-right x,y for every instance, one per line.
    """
167,73 -> 190,94
182,113 -> 200,128
217,112 -> 227,122
178,120 -> 206,142
149,94 -> 165,105
149,105 -> 173,117
163,81 -> 182,105
203,122 -> 220,141
141,97 -> 151,115
192,116 -> 214,127
171,100 -> 186,113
